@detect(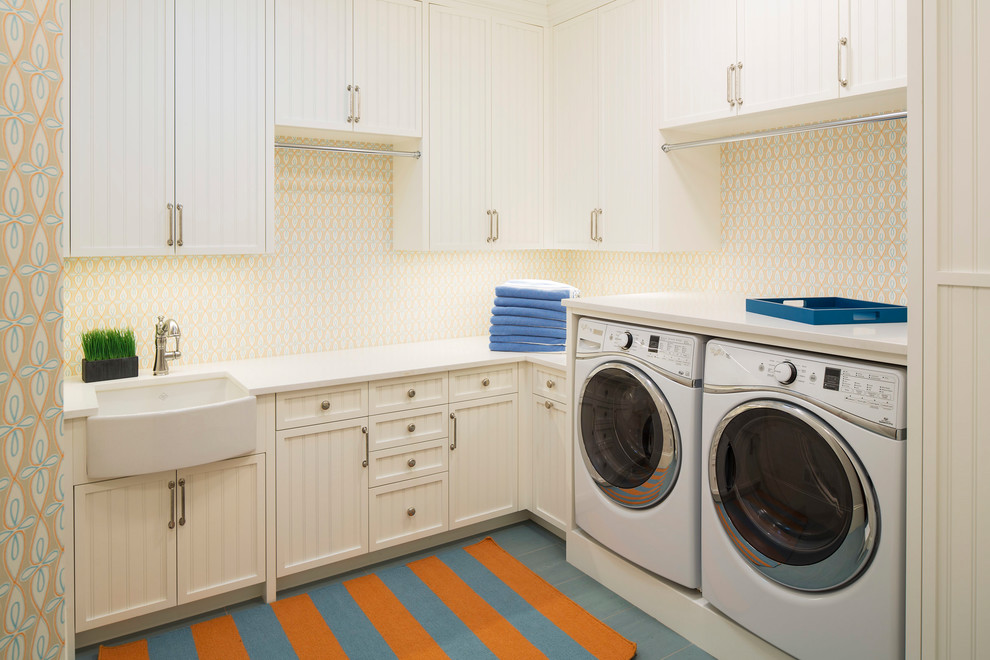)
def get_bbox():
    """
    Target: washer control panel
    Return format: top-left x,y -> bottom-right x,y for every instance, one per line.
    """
577,318 -> 703,380
705,340 -> 906,430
